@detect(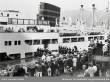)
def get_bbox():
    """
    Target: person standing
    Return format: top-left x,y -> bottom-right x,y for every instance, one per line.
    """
35,63 -> 42,77
51,60 -> 55,76
72,56 -> 77,70
47,62 -> 51,77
